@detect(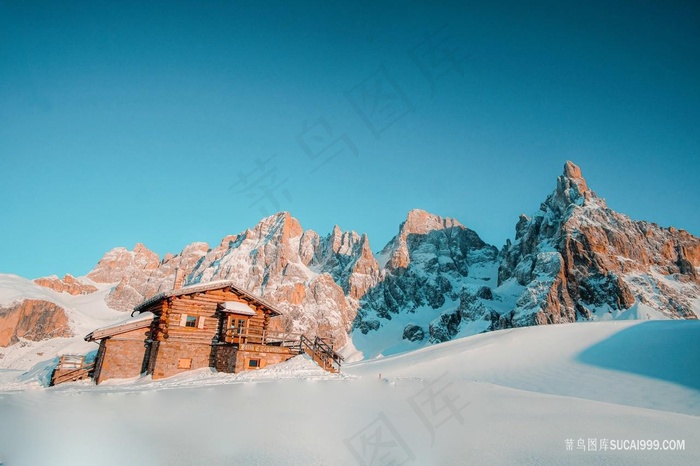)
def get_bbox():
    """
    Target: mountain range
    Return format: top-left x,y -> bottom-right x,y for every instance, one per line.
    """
1,161 -> 698,366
